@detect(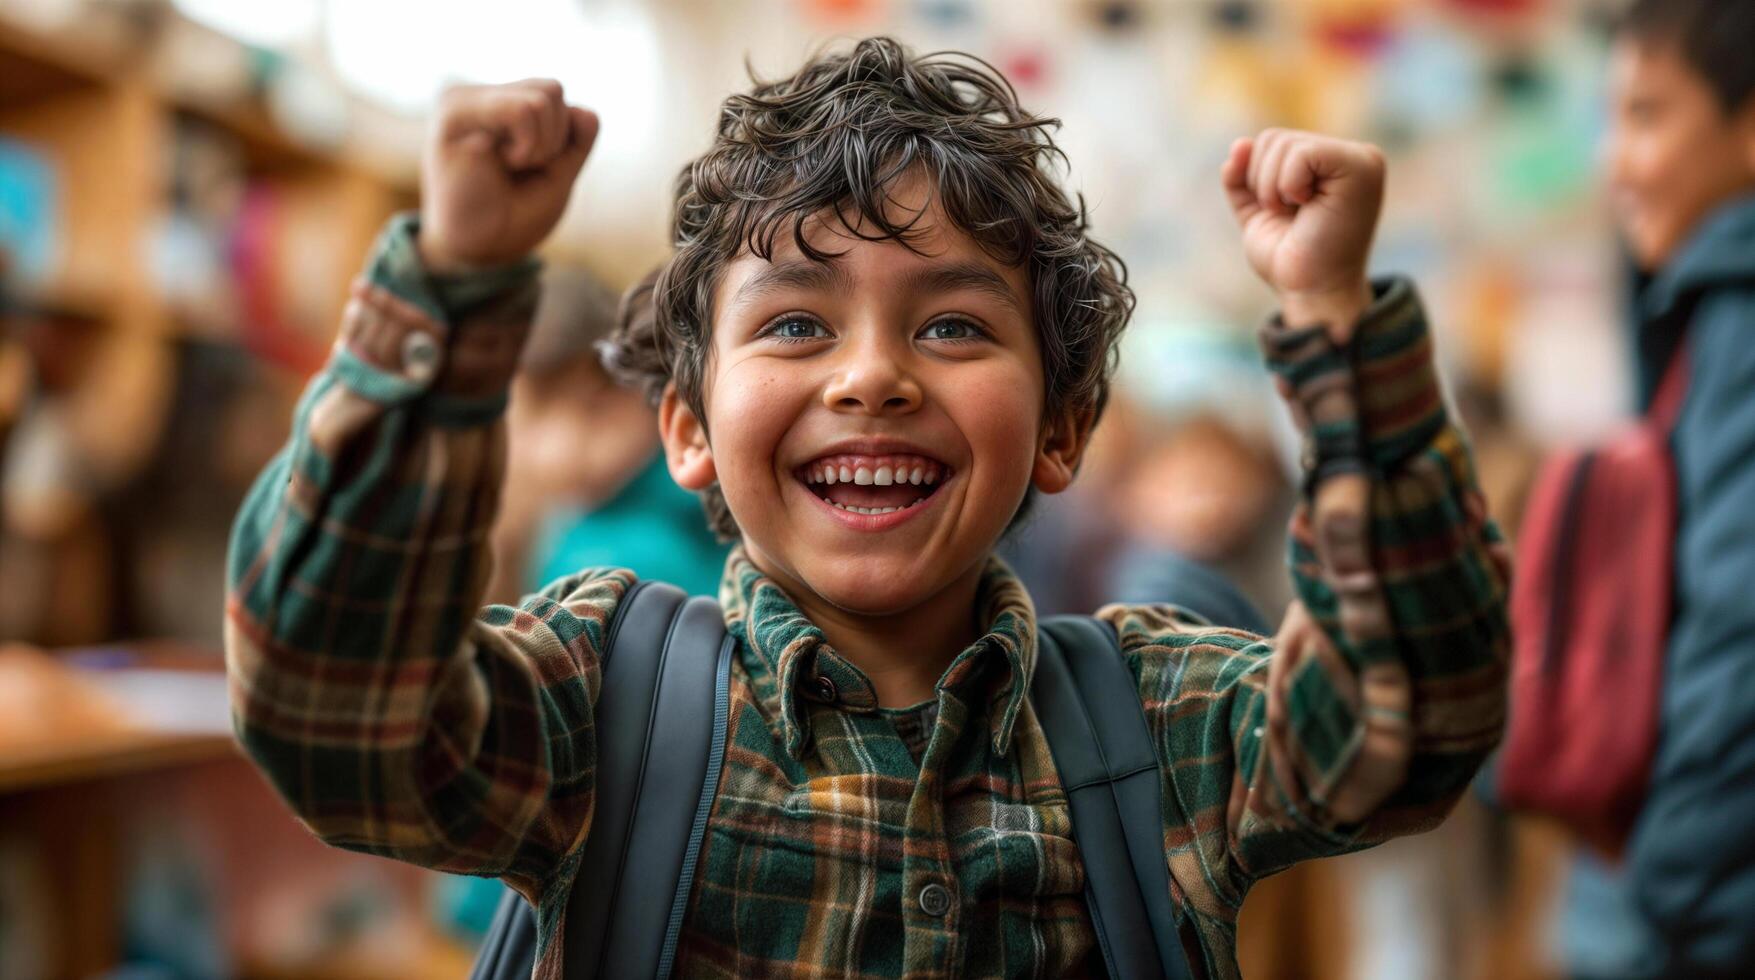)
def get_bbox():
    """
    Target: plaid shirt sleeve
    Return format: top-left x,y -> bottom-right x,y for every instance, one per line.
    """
224,214 -> 633,901
1101,278 -> 1512,917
